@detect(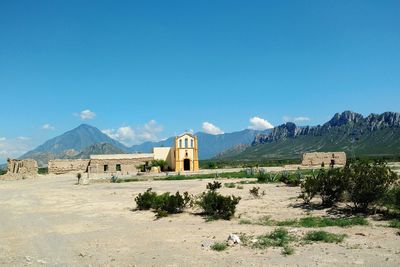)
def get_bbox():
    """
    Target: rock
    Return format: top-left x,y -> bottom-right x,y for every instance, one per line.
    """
227,234 -> 241,245
355,233 -> 366,236
227,240 -> 235,247
201,240 -> 214,248
289,228 -> 300,234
